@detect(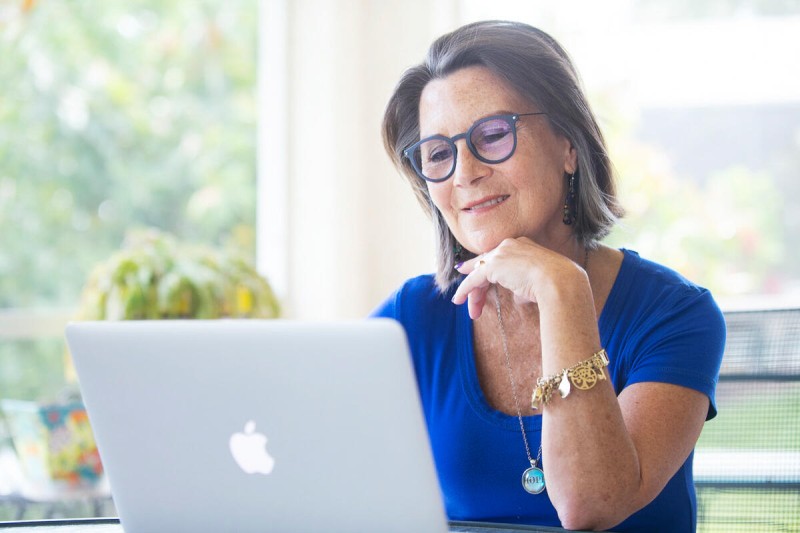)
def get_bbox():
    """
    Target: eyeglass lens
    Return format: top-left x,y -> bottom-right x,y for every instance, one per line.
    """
412,116 -> 516,181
